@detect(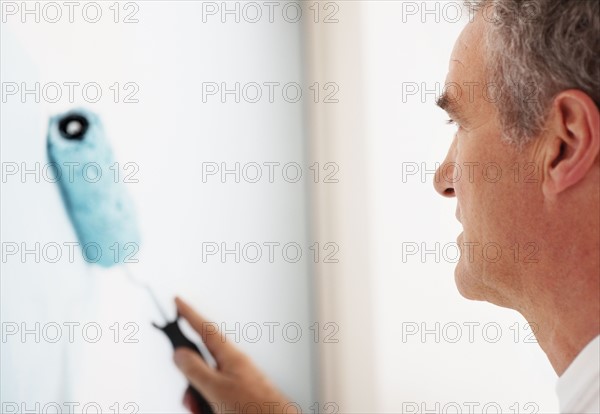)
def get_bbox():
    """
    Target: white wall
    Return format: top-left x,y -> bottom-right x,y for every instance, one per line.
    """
1,2 -> 314,411
303,2 -> 377,410
2,1 -> 566,412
